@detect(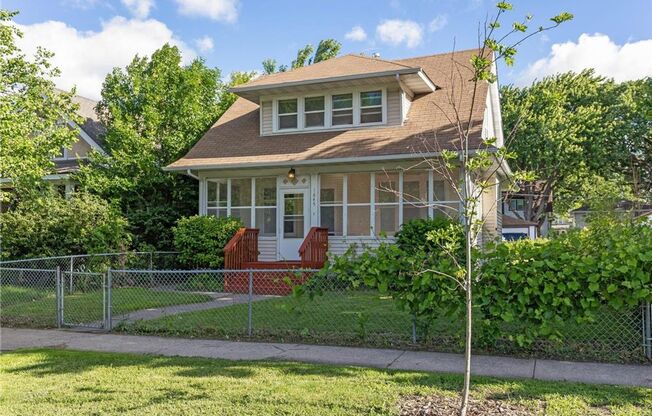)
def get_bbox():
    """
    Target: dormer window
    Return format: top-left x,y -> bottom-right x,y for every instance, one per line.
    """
360,90 -> 383,124
304,96 -> 325,128
332,93 -> 353,126
278,98 -> 298,130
